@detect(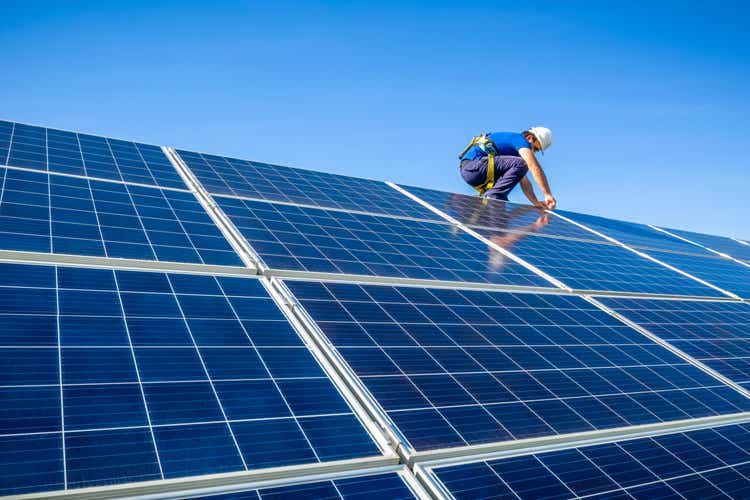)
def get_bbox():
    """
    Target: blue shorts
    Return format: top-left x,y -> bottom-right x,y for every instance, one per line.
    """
460,155 -> 528,200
